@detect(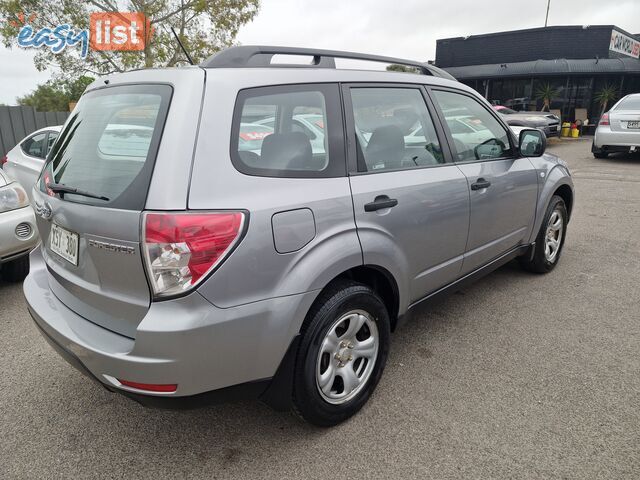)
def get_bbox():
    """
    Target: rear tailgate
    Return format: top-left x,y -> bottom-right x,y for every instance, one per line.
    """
32,68 -> 205,338
610,110 -> 640,132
